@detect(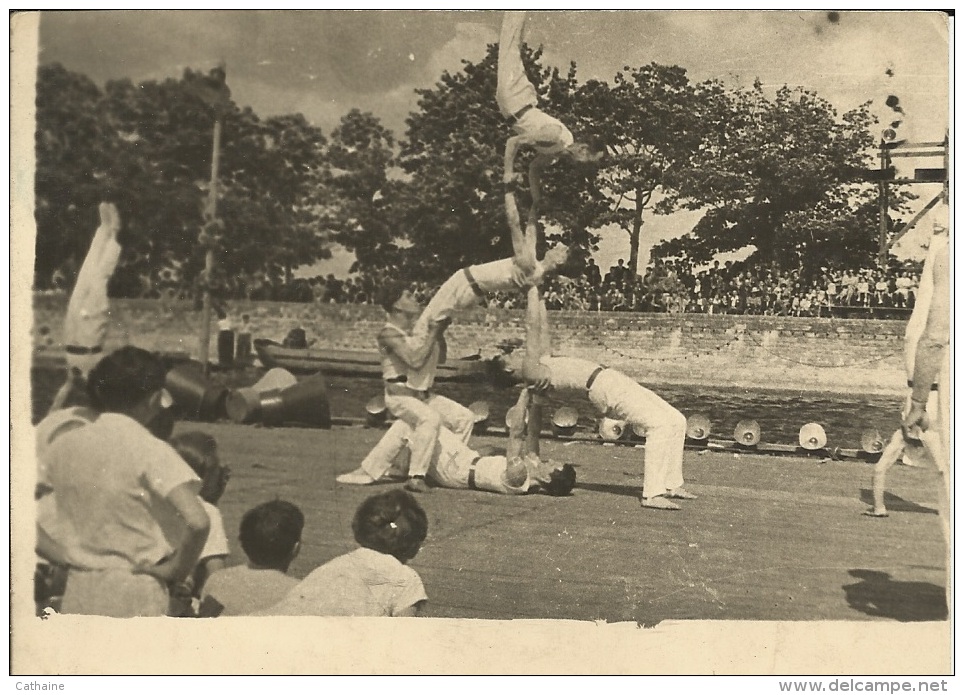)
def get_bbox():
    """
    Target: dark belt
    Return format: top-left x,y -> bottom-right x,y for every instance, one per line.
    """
66,345 -> 102,356
907,380 -> 940,391
467,456 -> 481,490
586,366 -> 607,391
385,380 -> 432,400
506,103 -> 534,125
463,267 -> 486,300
